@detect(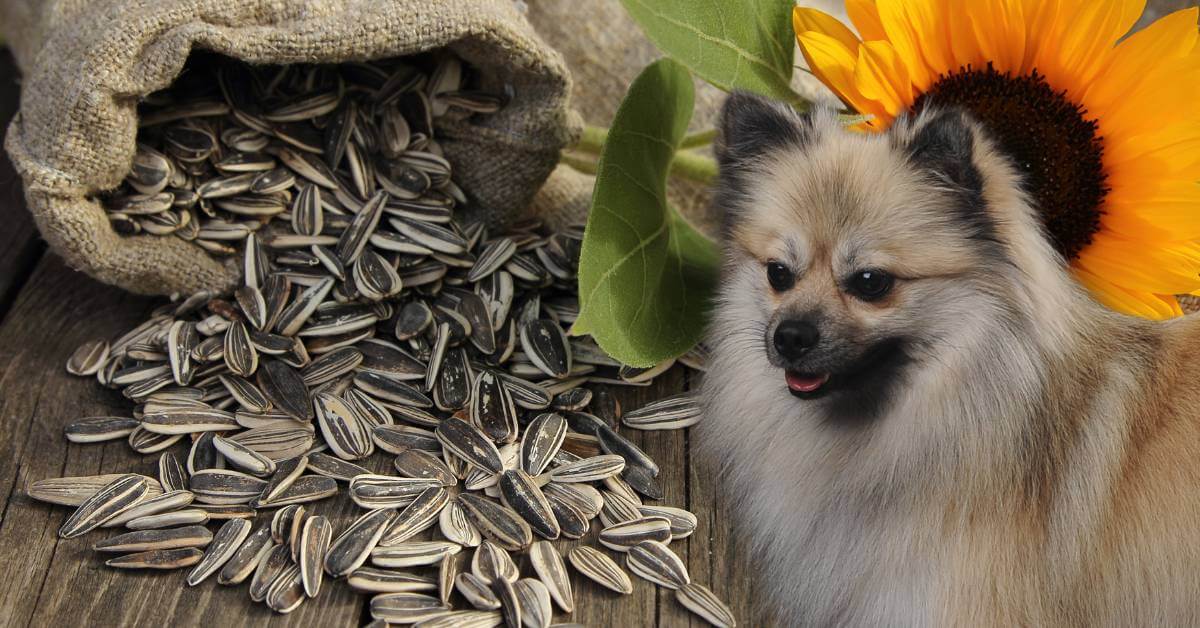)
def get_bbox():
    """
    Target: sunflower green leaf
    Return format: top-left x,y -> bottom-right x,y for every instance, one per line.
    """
619,0 -> 801,104
572,59 -> 720,367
